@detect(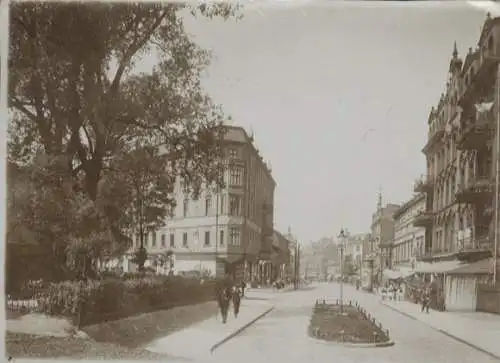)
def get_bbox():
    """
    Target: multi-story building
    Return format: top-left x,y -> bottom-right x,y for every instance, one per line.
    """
369,192 -> 400,283
392,193 -> 426,273
272,229 -> 294,281
342,230 -> 370,271
127,125 -> 276,279
415,13 -> 500,311
284,227 -> 299,280
417,14 -> 498,269
300,237 -> 337,280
